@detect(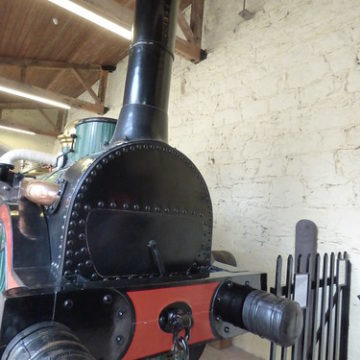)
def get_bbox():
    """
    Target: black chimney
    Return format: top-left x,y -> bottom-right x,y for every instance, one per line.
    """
111,0 -> 179,144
